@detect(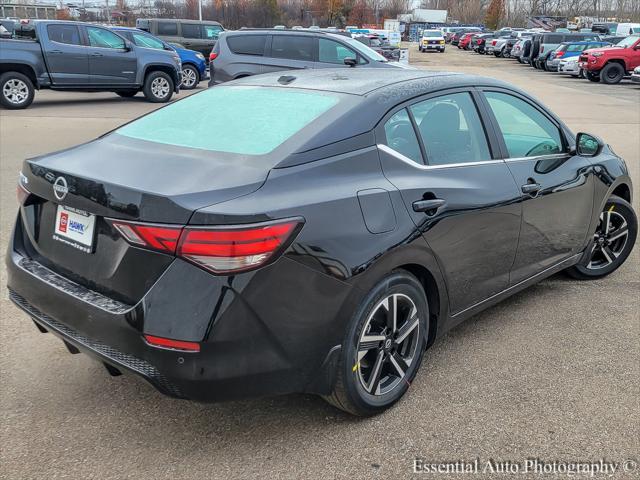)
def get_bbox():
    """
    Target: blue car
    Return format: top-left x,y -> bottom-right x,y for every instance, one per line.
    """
546,40 -> 611,71
112,27 -> 207,89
